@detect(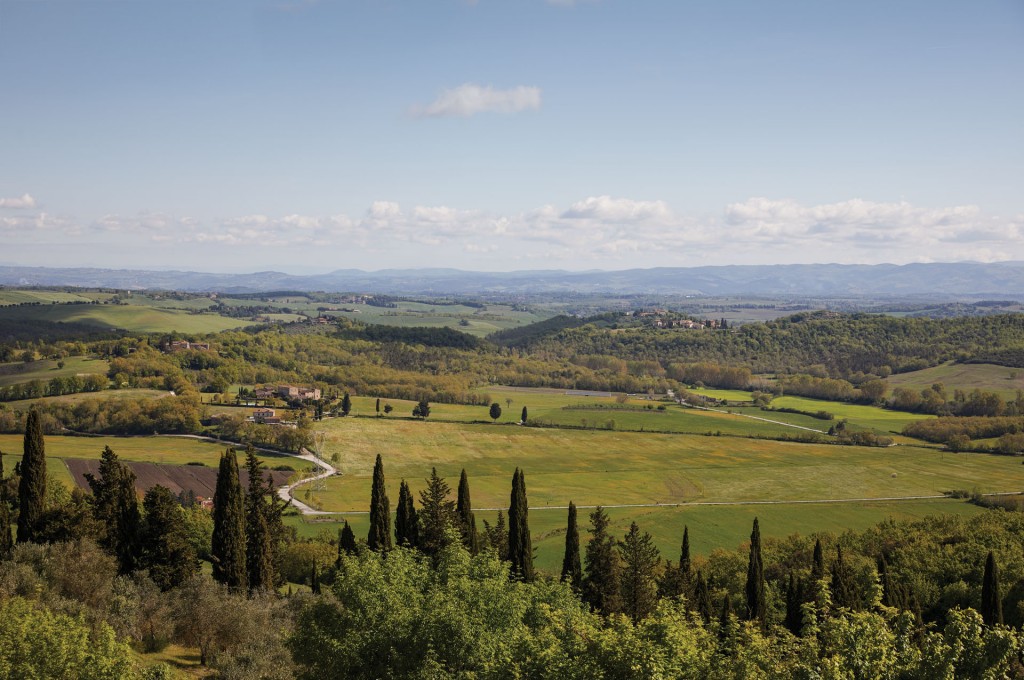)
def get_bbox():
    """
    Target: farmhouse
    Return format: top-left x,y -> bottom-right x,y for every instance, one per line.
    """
165,340 -> 211,352
277,385 -> 321,401
252,408 -> 280,424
